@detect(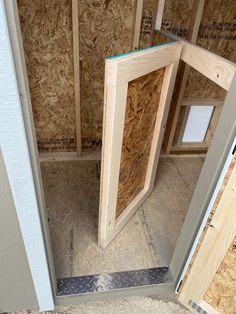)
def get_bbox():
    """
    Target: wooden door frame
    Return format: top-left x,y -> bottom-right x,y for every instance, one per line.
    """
166,31 -> 236,296
98,41 -> 182,248
178,138 -> 236,313
2,0 -> 55,310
